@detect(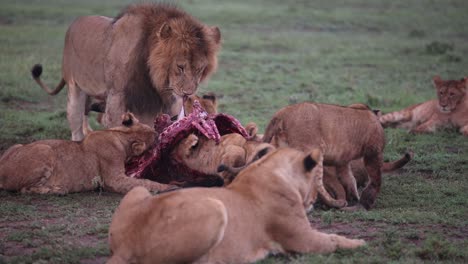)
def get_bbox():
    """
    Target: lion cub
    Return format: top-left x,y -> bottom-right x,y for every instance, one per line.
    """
0,113 -> 174,194
380,76 -> 468,136
172,132 -> 275,184
263,102 -> 385,210
108,148 -> 365,264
